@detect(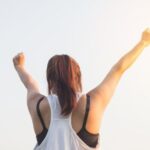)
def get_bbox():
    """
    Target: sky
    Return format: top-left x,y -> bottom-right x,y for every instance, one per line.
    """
0,0 -> 150,149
